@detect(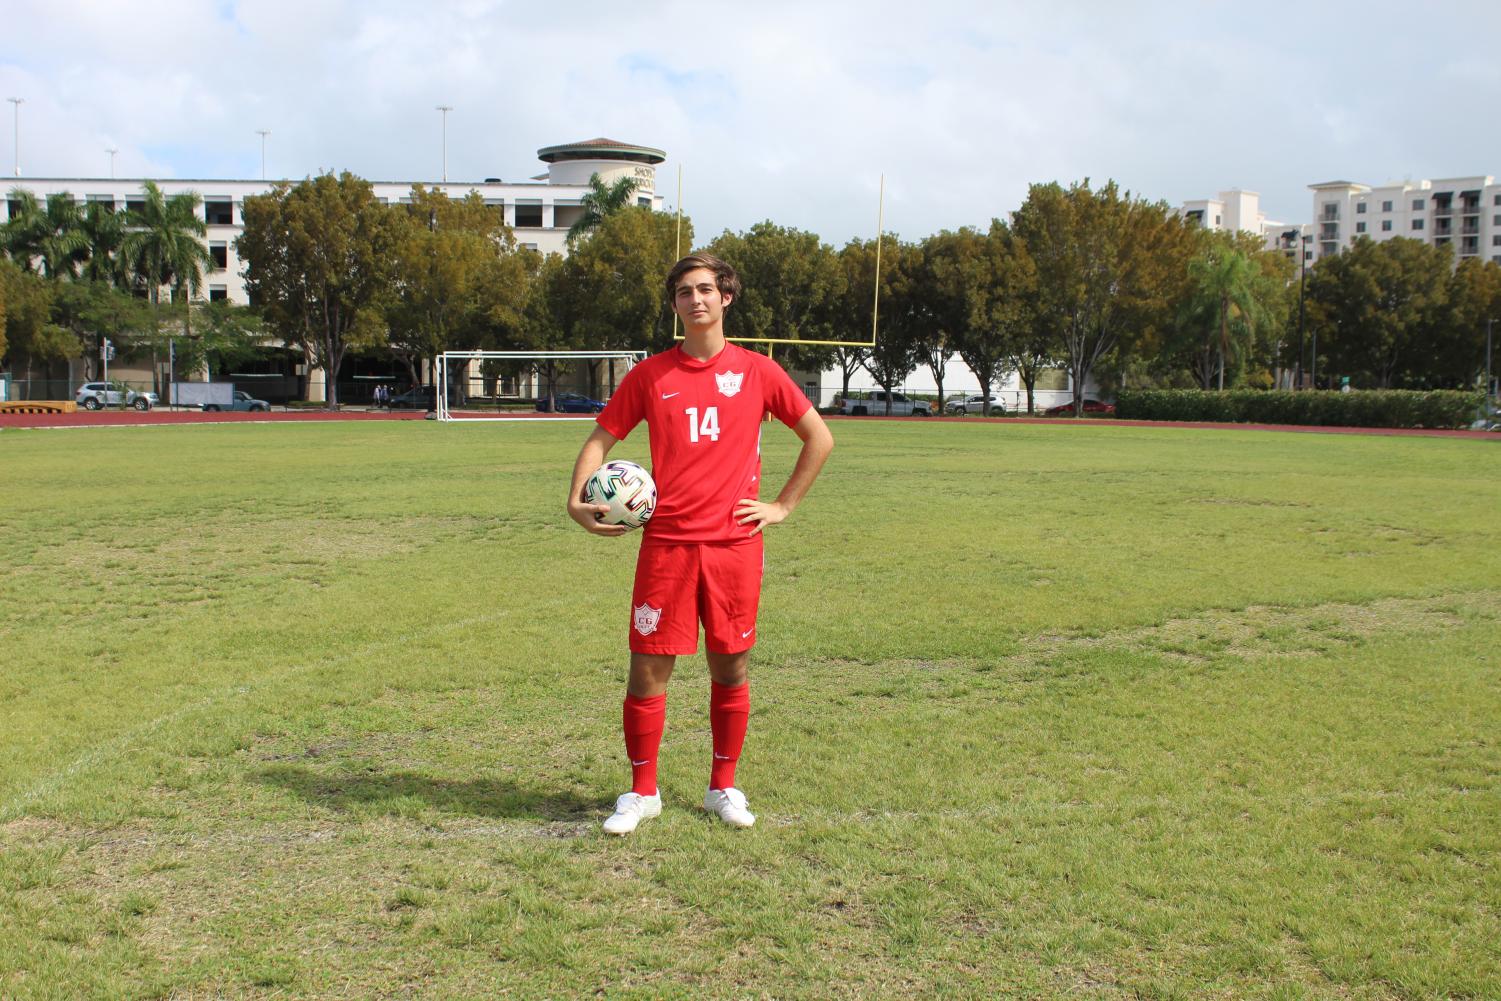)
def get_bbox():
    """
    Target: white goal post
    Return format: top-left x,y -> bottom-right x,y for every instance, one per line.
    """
434,350 -> 647,422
